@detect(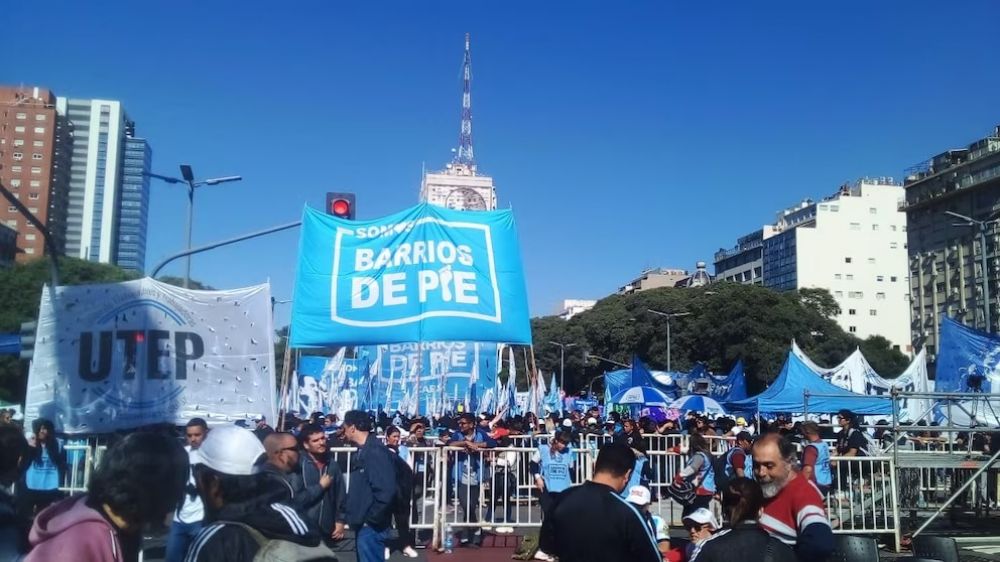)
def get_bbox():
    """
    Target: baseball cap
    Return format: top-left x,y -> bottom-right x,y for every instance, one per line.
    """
626,485 -> 651,506
736,417 -> 747,425
195,425 -> 265,476
682,508 -> 720,530
651,514 -> 670,541
586,417 -> 597,426
561,419 -> 573,428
